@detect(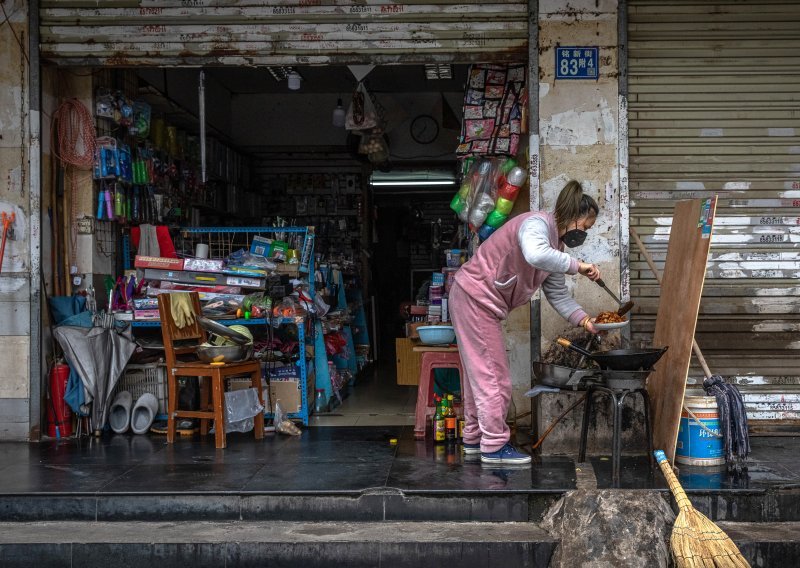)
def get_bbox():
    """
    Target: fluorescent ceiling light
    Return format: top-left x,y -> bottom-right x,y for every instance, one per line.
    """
371,180 -> 455,187
370,169 -> 456,187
